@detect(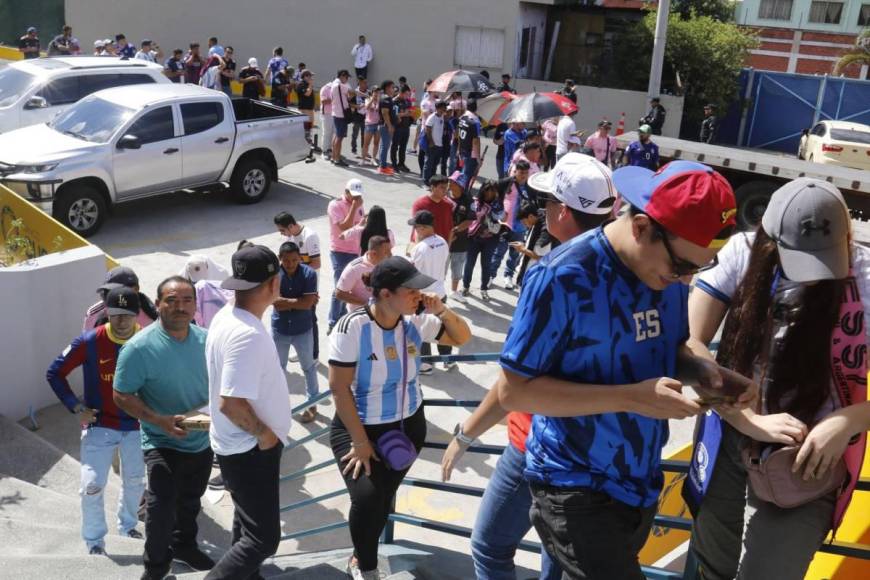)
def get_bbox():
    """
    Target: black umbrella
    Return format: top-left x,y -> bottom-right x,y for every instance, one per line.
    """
428,70 -> 495,96
500,92 -> 578,124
